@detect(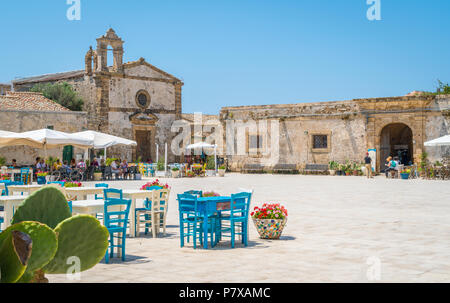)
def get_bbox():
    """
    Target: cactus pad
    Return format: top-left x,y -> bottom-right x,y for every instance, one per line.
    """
11,186 -> 72,229
0,222 -> 57,283
0,230 -> 32,283
43,215 -> 109,274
